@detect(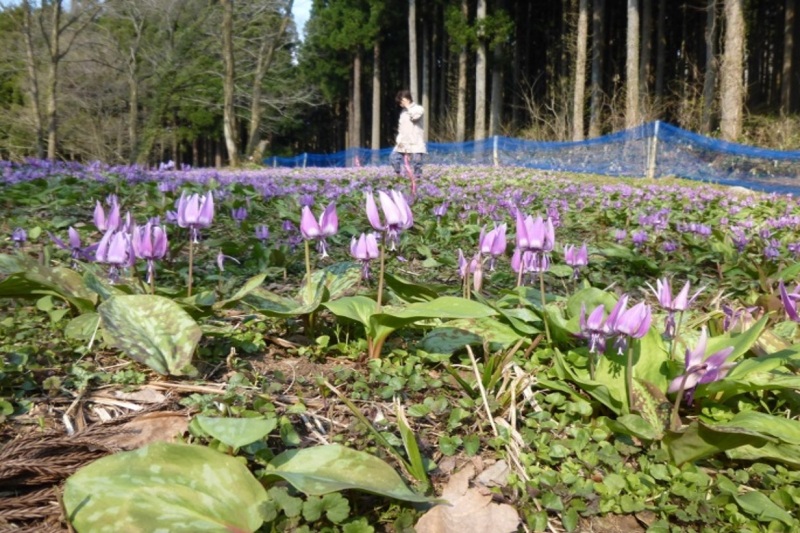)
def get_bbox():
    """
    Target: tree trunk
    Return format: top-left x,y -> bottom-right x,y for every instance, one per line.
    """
589,0 -> 605,138
352,48 -> 362,150
573,0 -> 589,141
701,0 -> 718,133
783,0 -> 795,113
474,0 -> 487,141
720,0 -> 745,141
221,0 -> 239,167
456,0 -> 468,142
625,0 -> 641,129
22,0 -> 44,159
489,42 -> 503,137
639,0 -> 652,99
655,0 -> 666,103
46,1 -> 62,161
371,40 -> 381,154
408,0 -> 418,97
245,1 -> 292,159
422,19 -> 430,142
